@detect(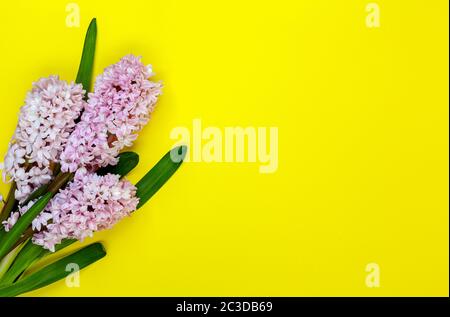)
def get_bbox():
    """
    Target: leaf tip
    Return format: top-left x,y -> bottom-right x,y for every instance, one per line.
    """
171,145 -> 188,163
91,242 -> 107,258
